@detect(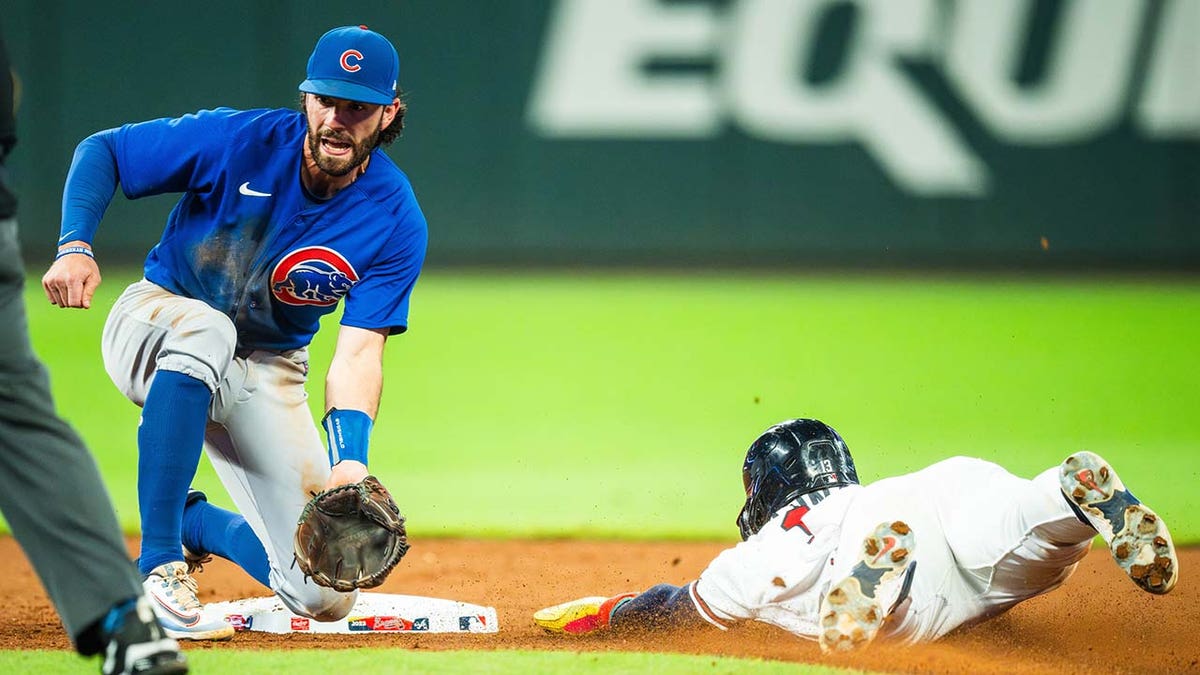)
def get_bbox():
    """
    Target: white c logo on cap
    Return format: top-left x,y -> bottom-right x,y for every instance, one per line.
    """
339,49 -> 363,73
